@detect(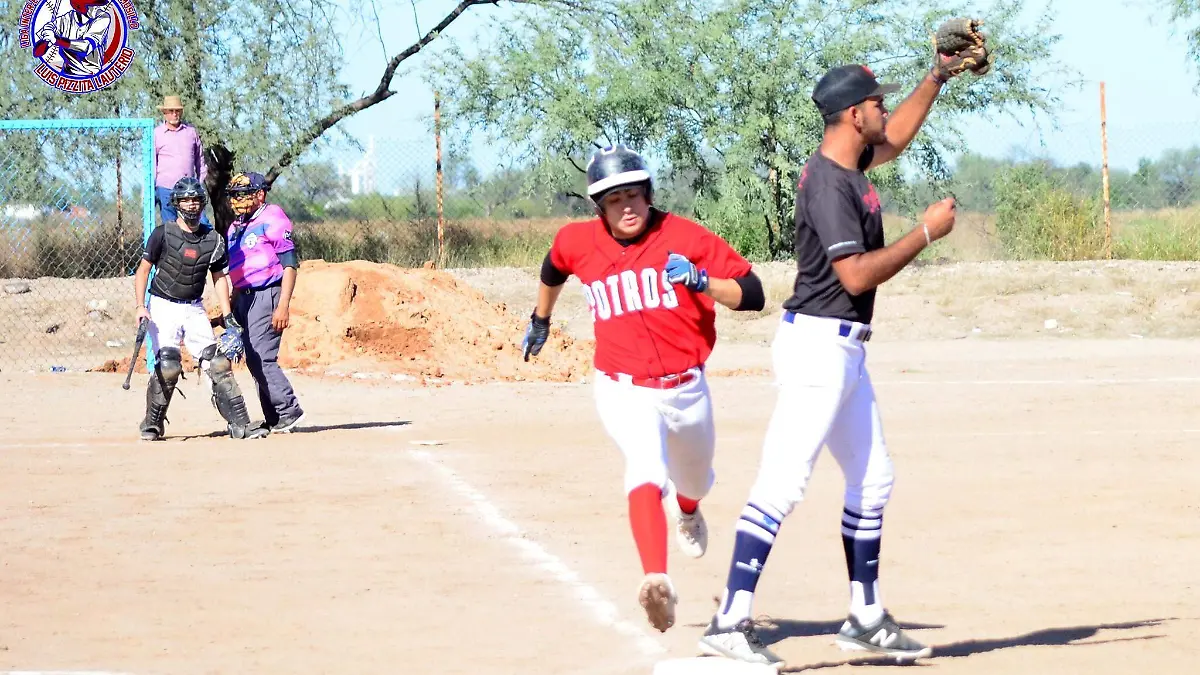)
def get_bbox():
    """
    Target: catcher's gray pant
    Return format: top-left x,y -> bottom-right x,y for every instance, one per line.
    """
233,284 -> 303,426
